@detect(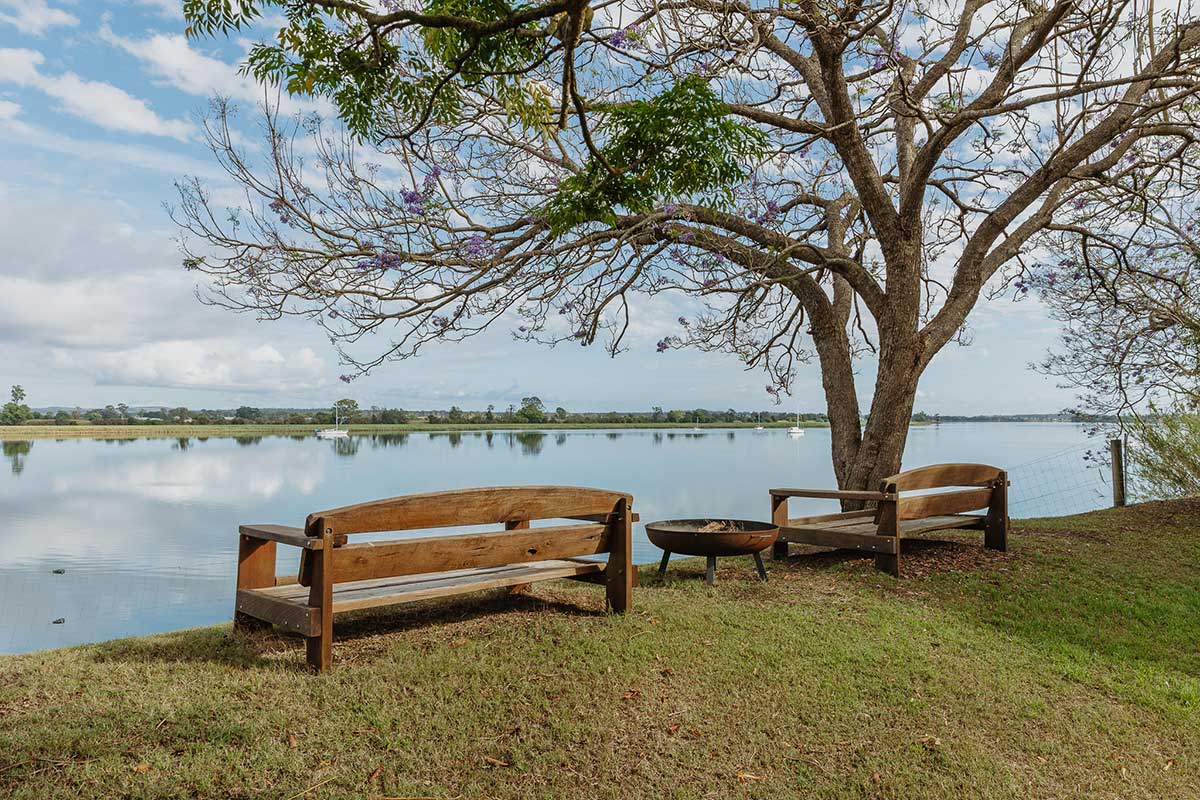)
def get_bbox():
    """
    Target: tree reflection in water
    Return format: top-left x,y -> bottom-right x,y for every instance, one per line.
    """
3,440 -> 32,475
